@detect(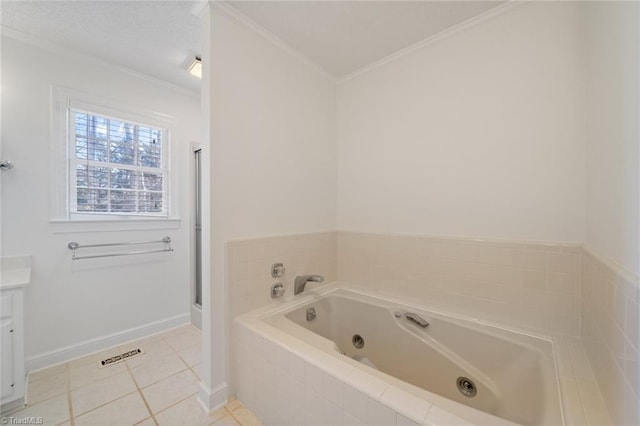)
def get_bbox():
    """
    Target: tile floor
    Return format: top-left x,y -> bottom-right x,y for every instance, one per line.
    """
3,324 -> 262,426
